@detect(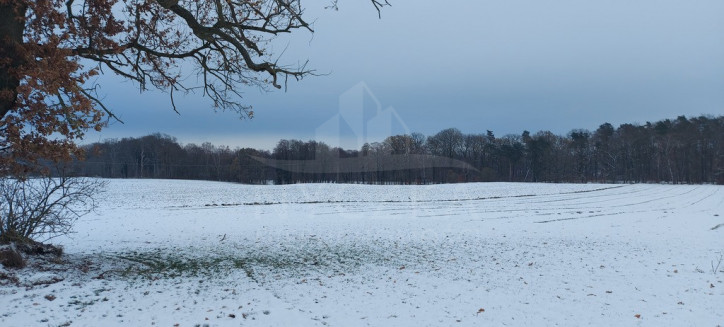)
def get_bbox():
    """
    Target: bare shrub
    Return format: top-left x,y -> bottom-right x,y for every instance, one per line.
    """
0,176 -> 106,245
0,244 -> 25,269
